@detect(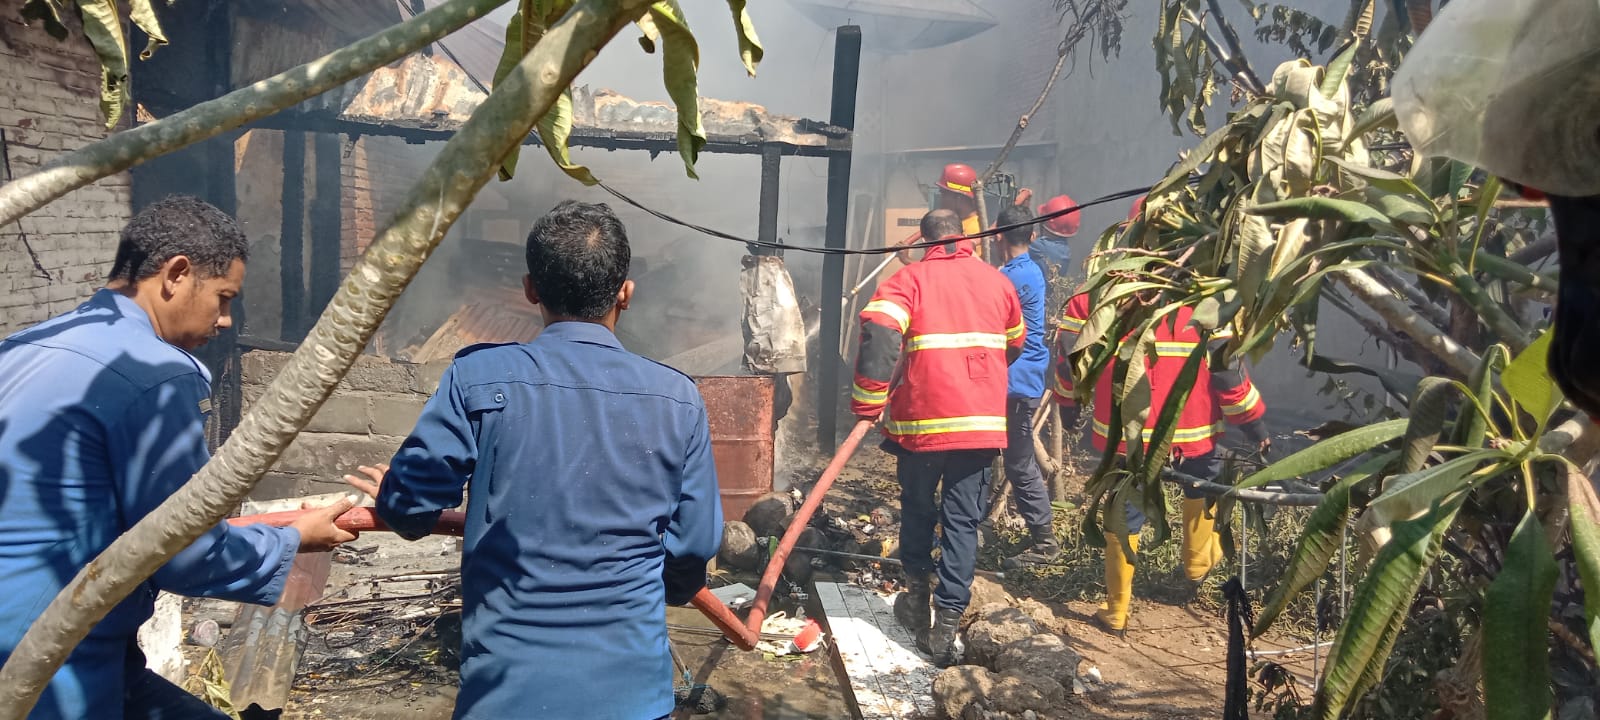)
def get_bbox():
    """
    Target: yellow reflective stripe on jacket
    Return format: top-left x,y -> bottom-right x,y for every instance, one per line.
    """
851,383 -> 888,405
1058,314 -> 1087,333
1092,419 -> 1224,443
863,300 -> 911,334
885,415 -> 1008,436
1005,322 -> 1025,342
1154,340 -> 1199,357
905,332 -> 1008,352
1223,384 -> 1263,416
